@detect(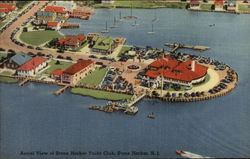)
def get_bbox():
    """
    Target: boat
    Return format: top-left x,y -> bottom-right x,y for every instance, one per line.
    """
124,106 -> 138,115
176,150 -> 186,155
147,112 -> 155,119
147,23 -> 155,34
152,9 -> 159,22
132,20 -> 139,27
110,16 -> 119,28
123,3 -> 137,19
100,21 -> 109,33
